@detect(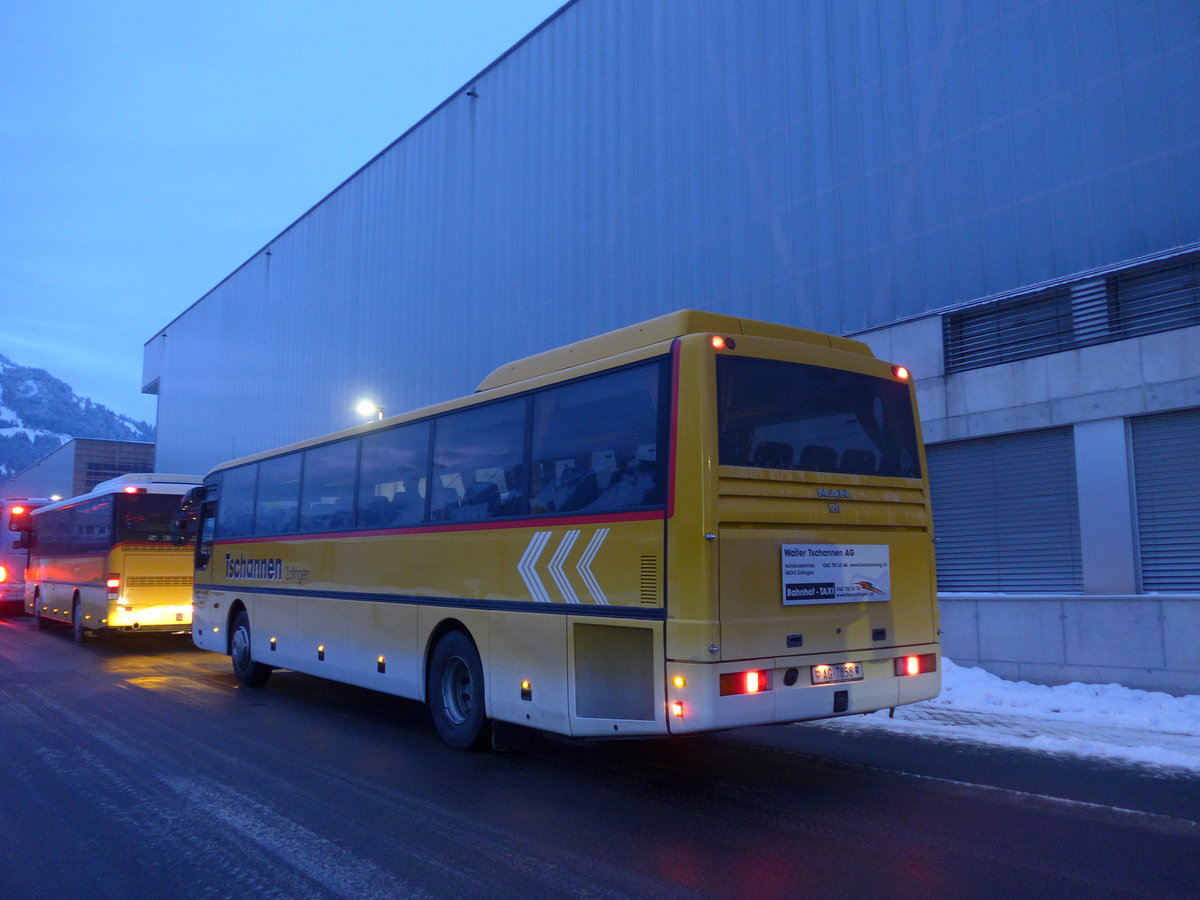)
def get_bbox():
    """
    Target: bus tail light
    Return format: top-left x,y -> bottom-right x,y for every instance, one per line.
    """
892,365 -> 911,380
719,670 -> 772,696
106,575 -> 121,601
671,701 -> 685,718
0,565 -> 7,583
895,654 -> 937,677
